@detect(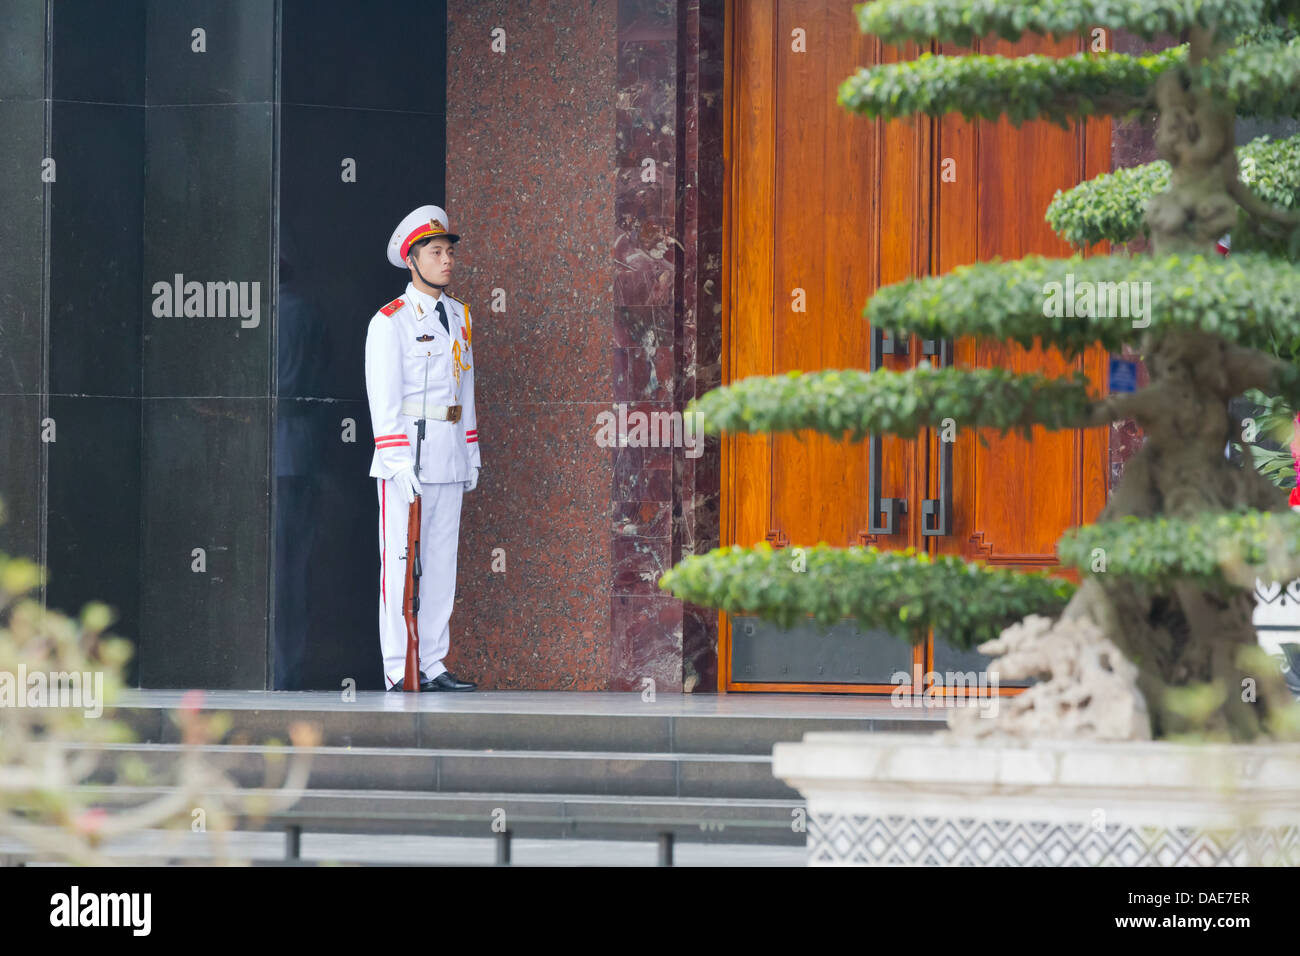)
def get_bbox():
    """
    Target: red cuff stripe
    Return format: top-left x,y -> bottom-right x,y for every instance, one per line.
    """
375,433 -> 406,441
466,436 -> 478,443
376,440 -> 410,448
